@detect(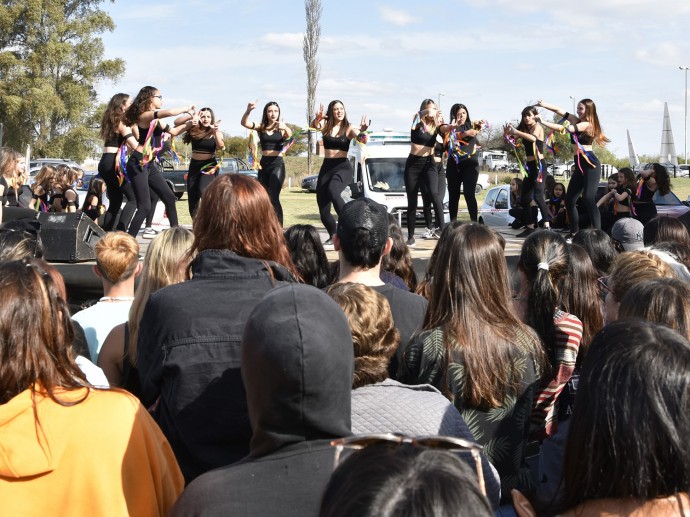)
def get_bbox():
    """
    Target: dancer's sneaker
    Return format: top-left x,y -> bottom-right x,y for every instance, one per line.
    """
142,227 -> 159,239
